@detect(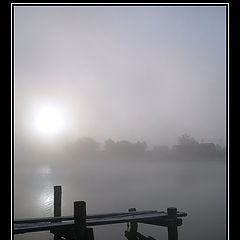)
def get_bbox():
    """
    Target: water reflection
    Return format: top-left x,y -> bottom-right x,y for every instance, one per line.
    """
39,191 -> 52,208
14,158 -> 226,240
38,184 -> 53,216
